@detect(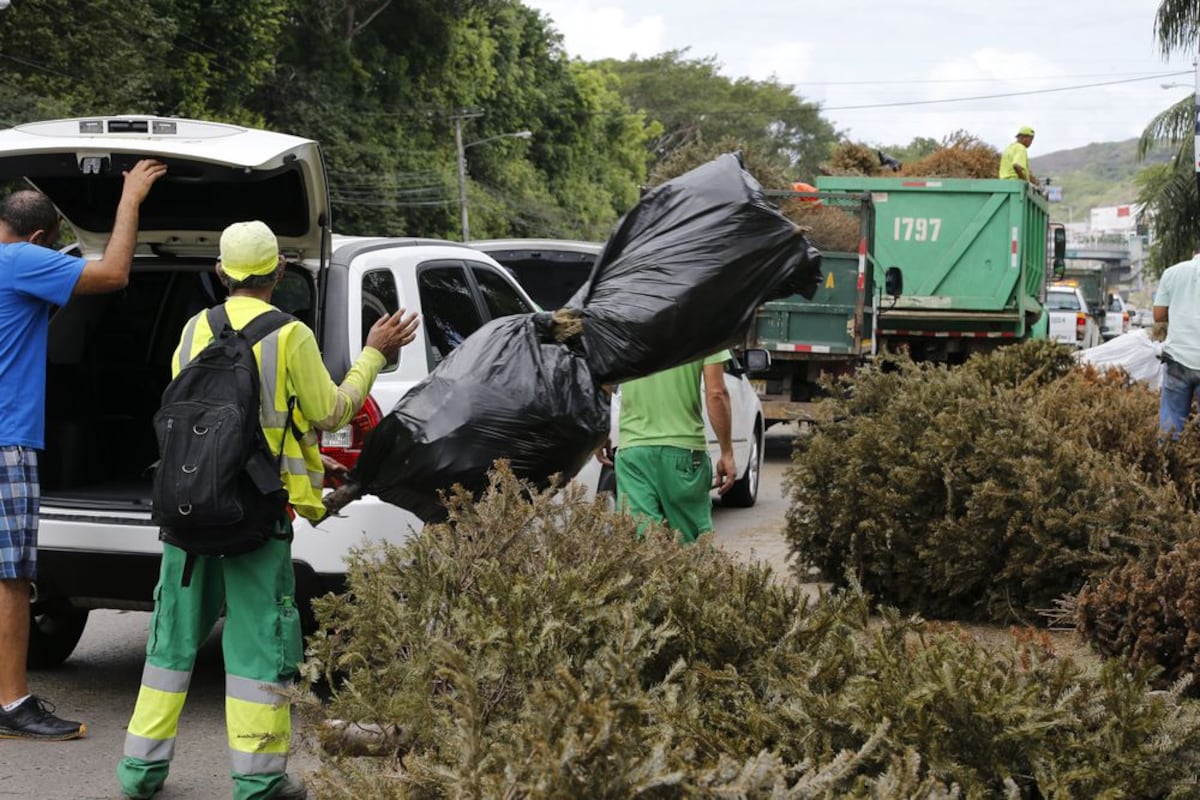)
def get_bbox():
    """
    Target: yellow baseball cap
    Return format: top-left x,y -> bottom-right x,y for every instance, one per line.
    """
219,220 -> 279,281
1017,126 -> 1035,136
